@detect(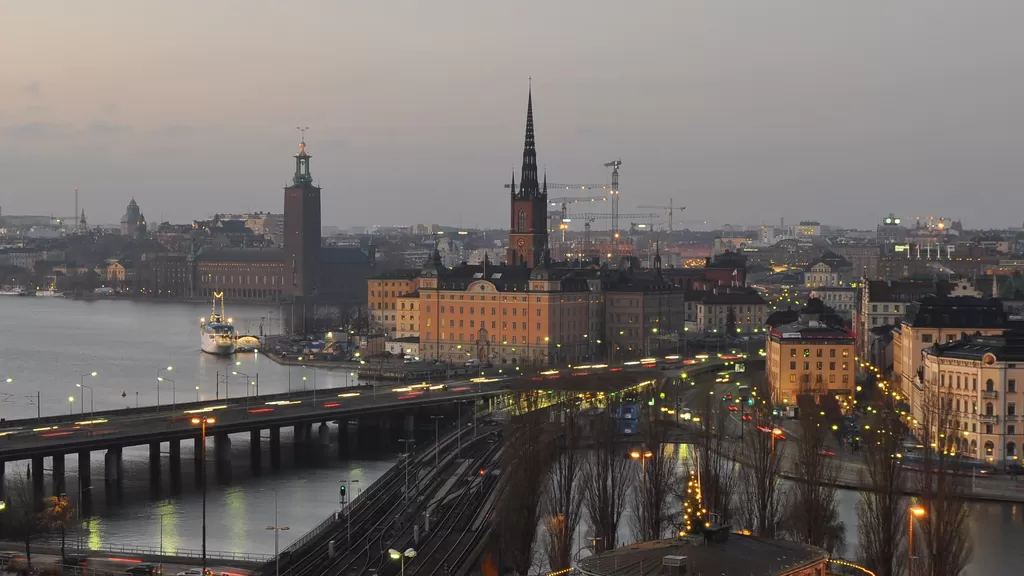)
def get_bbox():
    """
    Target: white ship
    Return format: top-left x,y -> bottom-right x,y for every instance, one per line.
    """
0,286 -> 30,296
35,289 -> 60,297
200,292 -> 237,355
